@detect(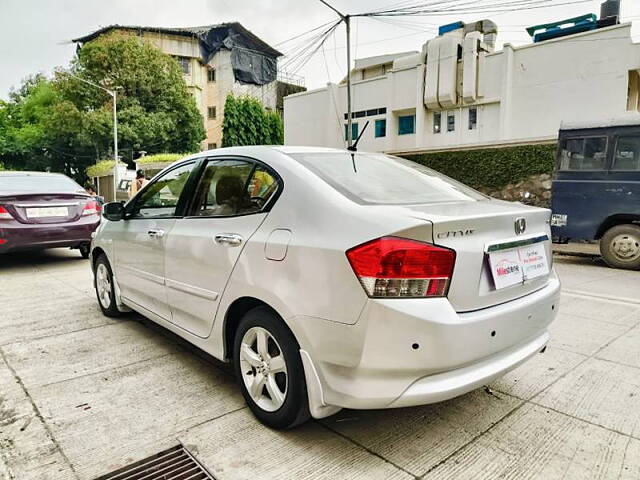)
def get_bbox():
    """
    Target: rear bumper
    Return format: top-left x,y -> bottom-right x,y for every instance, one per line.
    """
388,331 -> 548,407
294,272 -> 560,415
0,219 -> 99,253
